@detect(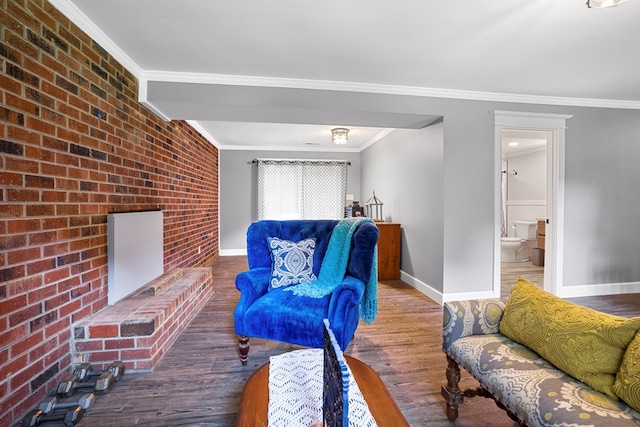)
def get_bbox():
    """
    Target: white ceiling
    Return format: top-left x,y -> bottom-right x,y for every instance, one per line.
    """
49,0 -> 640,151
502,129 -> 547,158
